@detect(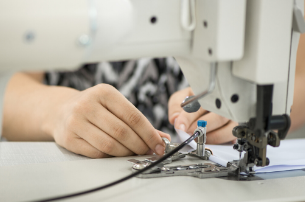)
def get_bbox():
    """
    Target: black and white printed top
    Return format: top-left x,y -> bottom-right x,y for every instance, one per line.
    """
44,57 -> 188,135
